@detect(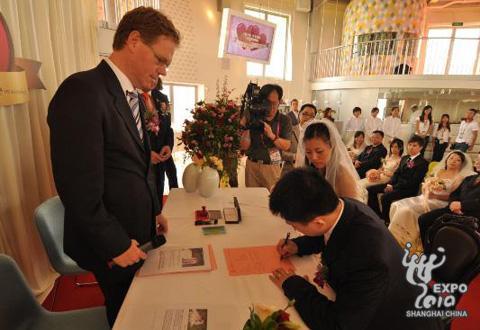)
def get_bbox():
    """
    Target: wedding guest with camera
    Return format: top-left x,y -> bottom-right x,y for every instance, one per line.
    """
354,130 -> 388,179
367,135 -> 429,224
48,7 -> 178,325
419,152 -> 480,247
240,84 -> 292,191
268,168 -> 442,330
